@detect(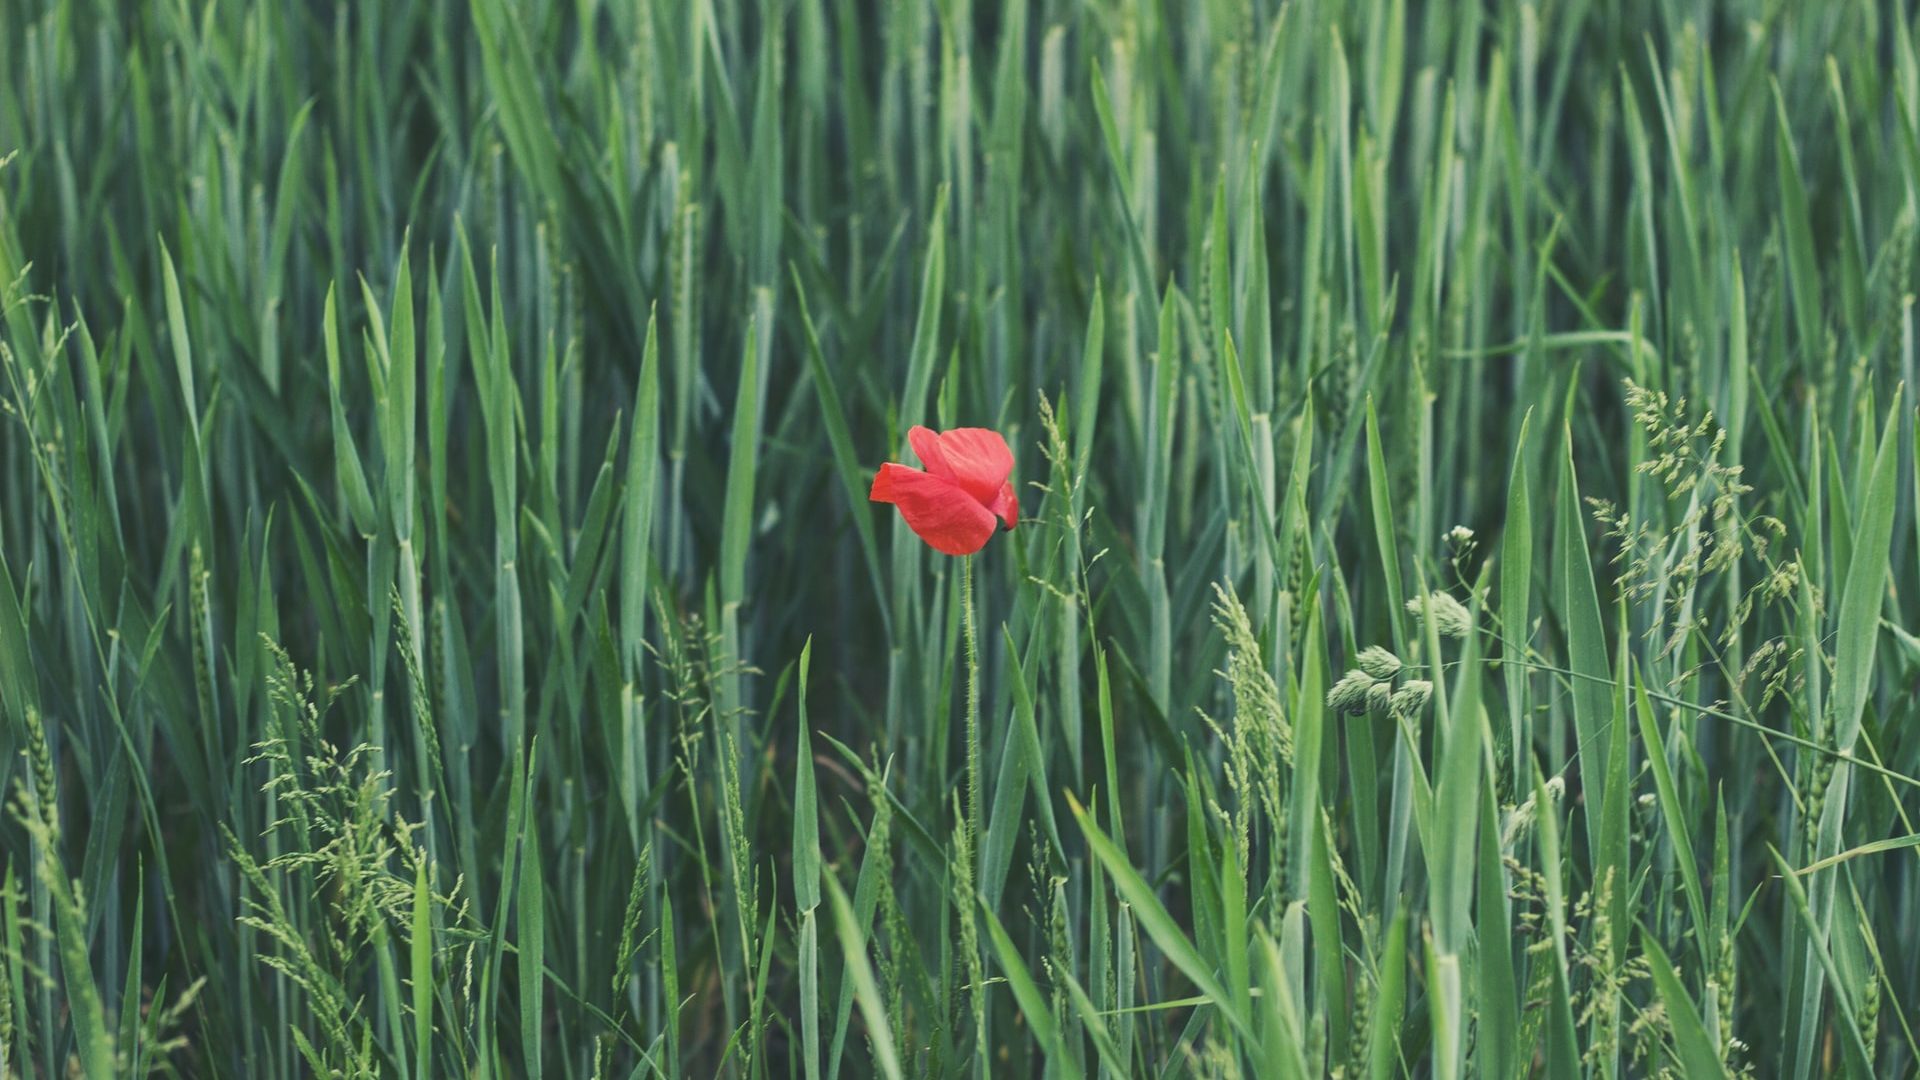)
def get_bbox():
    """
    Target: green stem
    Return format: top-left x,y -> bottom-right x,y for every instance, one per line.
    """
963,554 -> 980,853
1465,639 -> 1920,791
962,554 -> 986,1079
